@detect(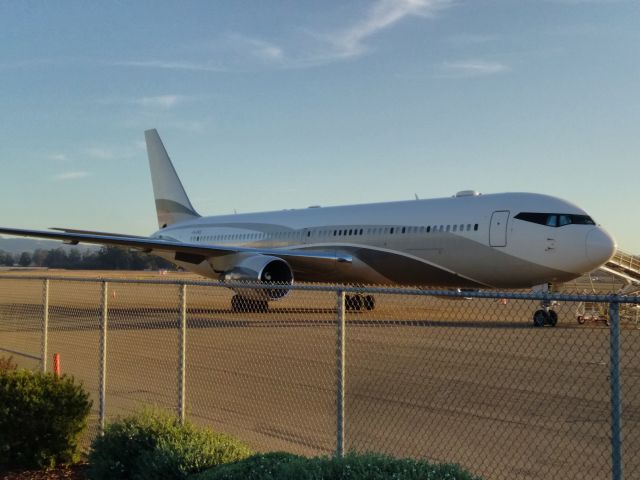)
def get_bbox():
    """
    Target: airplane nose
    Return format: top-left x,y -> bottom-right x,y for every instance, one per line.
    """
586,228 -> 616,265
